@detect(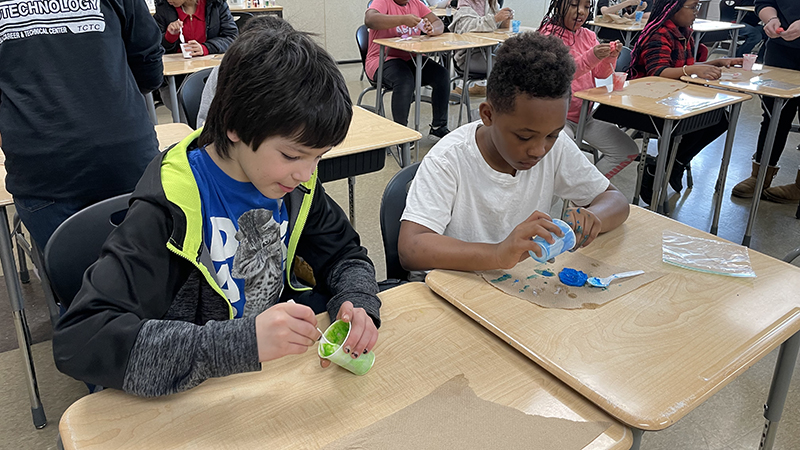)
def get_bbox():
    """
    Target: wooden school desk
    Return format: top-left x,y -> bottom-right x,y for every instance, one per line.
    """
681,65 -> 800,247
372,33 -> 498,131
59,283 -> 632,450
322,106 -> 421,226
731,5 -> 757,58
154,123 -> 193,151
574,76 -> 750,230
691,18 -> 745,59
149,5 -> 283,17
426,205 -> 800,450
0,164 -> 46,429
162,54 -> 224,124
588,18 -> 644,47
